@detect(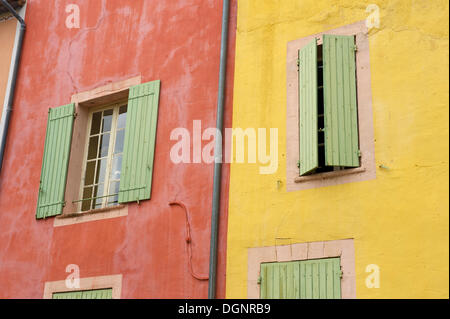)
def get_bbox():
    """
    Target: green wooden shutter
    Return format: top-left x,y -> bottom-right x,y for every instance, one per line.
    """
323,34 -> 360,167
81,288 -> 113,299
119,80 -> 160,204
52,288 -> 112,299
298,39 -> 319,176
36,104 -> 75,219
260,258 -> 341,299
52,291 -> 83,299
